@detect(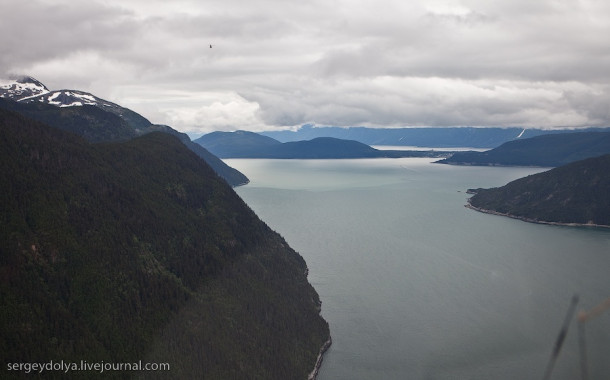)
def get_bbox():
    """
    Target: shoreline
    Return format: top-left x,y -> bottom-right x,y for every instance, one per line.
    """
465,202 -> 610,230
437,160 -> 554,168
308,336 -> 332,380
